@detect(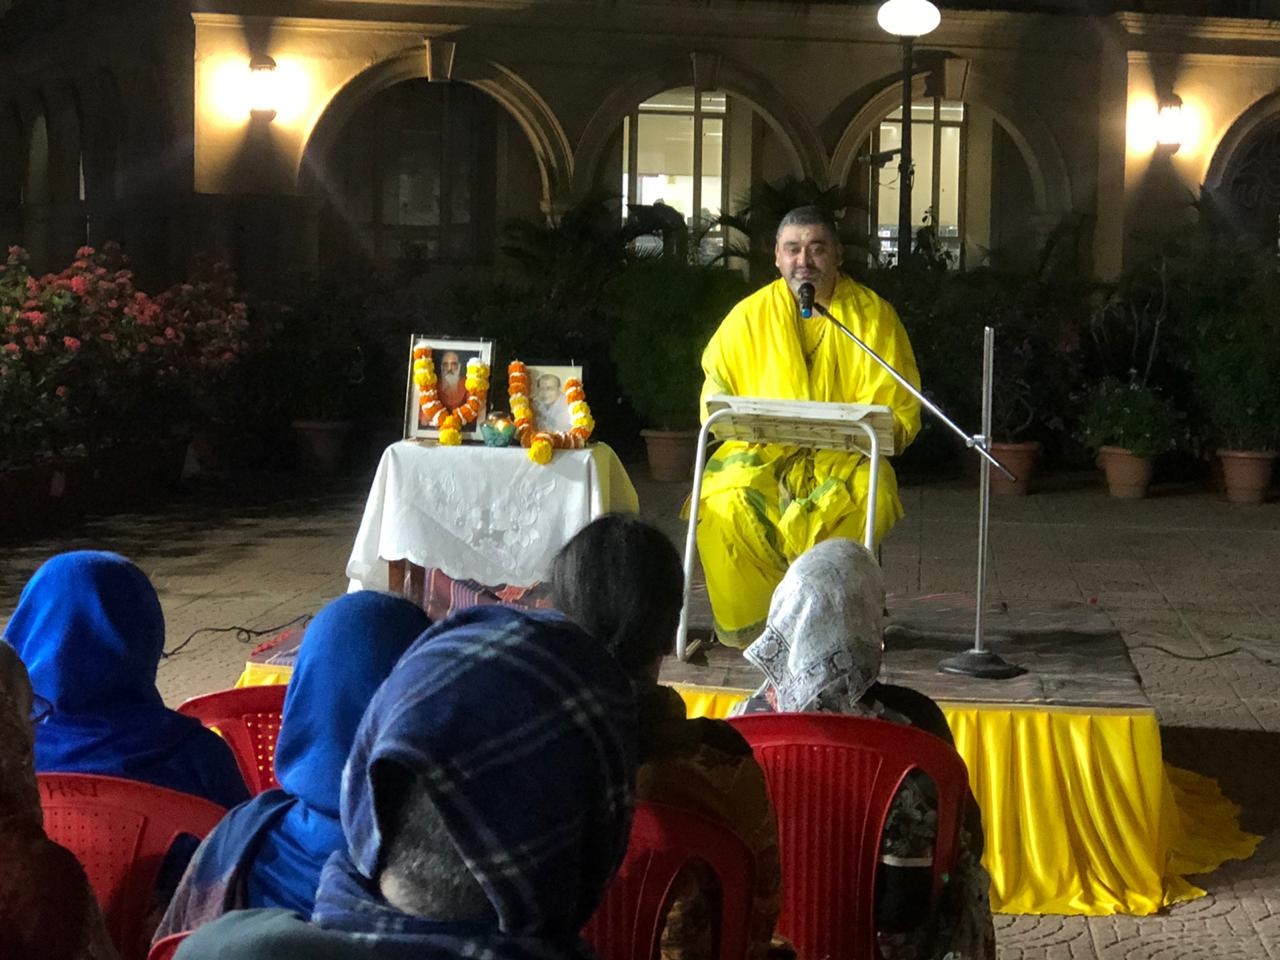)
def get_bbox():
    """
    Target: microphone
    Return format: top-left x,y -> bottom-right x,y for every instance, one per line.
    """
798,282 -> 815,319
